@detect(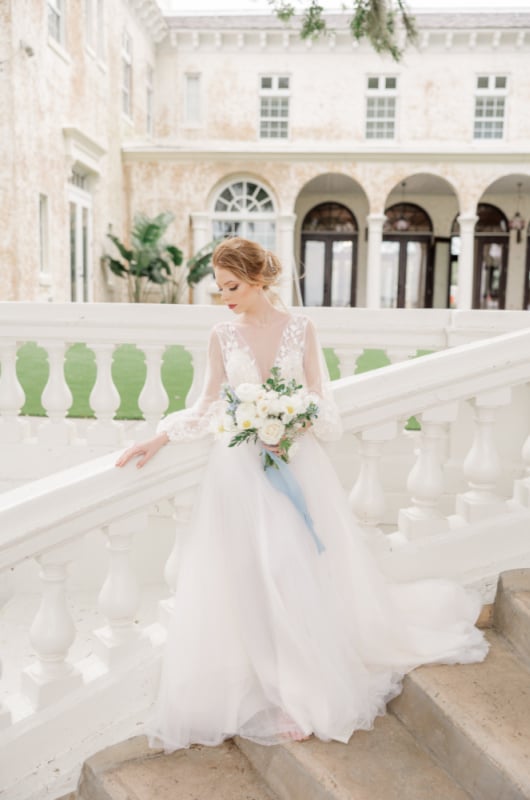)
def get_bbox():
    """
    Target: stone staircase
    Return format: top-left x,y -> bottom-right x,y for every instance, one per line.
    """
70,570 -> 530,800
